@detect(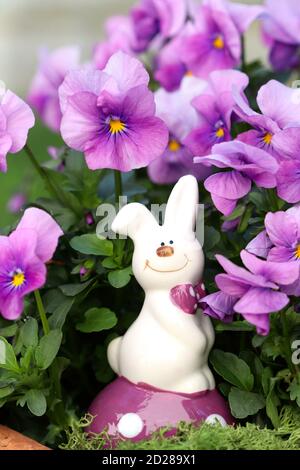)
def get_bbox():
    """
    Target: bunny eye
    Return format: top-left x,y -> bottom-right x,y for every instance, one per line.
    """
169,240 -> 174,245
160,242 -> 165,247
